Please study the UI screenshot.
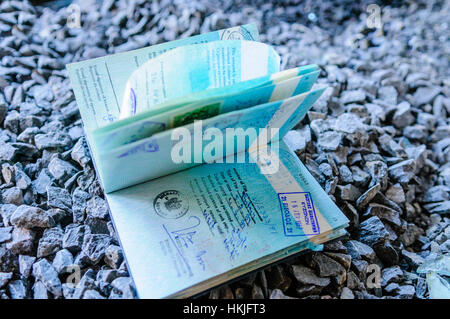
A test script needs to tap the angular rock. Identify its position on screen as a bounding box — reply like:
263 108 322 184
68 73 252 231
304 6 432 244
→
104 245 124 269
6 227 35 255
290 264 330 287
392 101 414 129
83 289 105 299
388 159 416 184
32 259 62 297
308 252 346 277
10 205 55 229
413 86 440 106
37 227 63 258
345 240 376 262
82 234 113 264
32 169 53 195
402 249 425 268
0 226 13 243
47 186 72 211
33 281 49 299
358 216 390 247
340 287 355 299
34 132 71 150
71 137 91 168
340 89 366 104
48 158 78 183
7 280 27 299
62 224 86 253
356 183 381 208
19 255 35 278
52 249 74 275
0 272 12 289
381 266 403 287
366 204 402 230
1 187 23 205
317 131 343 151
110 277 136 299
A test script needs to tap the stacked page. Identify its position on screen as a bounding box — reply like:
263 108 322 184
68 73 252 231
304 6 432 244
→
66 24 349 298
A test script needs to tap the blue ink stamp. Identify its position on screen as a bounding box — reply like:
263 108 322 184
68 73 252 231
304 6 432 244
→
126 121 166 144
277 192 320 236
130 88 137 115
154 190 189 219
117 139 159 158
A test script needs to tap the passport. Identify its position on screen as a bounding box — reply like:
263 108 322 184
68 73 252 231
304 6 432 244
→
66 24 349 299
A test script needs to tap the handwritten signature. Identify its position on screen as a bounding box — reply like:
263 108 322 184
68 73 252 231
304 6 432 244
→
227 191 263 229
202 209 217 230
223 228 247 261
195 250 207 271
170 216 201 248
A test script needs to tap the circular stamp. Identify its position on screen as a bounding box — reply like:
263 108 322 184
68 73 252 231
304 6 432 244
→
220 26 254 40
153 190 189 219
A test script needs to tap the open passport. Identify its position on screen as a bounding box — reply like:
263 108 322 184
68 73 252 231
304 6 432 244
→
66 24 349 299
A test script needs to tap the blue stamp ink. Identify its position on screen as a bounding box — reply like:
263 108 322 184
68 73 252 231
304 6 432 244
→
277 192 320 236
117 139 159 158
126 120 166 144
130 88 137 115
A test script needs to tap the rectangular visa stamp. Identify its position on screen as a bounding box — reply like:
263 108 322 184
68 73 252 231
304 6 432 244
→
277 191 320 236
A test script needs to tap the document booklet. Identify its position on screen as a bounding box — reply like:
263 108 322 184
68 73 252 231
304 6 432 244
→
66 24 349 299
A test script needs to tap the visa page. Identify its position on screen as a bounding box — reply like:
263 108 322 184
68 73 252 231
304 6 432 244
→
105 140 349 298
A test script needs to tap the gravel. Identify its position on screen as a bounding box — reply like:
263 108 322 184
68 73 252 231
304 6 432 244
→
0 0 449 299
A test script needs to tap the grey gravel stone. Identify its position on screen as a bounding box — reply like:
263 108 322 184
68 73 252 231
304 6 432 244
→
345 240 376 262
413 86 440 106
318 131 343 151
111 277 136 299
392 102 415 129
34 132 71 150
340 89 366 104
48 158 78 183
290 264 330 287
358 216 390 247
19 255 35 278
71 137 91 168
1 187 23 205
82 234 113 264
0 272 12 289
52 249 73 275
8 279 27 299
356 183 381 208
402 249 425 268
62 224 85 252
32 258 62 298
32 169 53 195
33 281 49 299
0 226 12 243
37 227 63 258
10 205 55 229
104 245 124 269
381 266 404 287
307 252 346 278
47 186 72 211
340 287 354 299
6 227 35 255
388 159 416 184
83 289 105 299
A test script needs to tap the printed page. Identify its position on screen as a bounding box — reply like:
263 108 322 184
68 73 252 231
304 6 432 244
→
93 70 320 151
119 40 281 118
89 64 319 138
66 24 259 131
93 89 325 192
105 140 349 298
